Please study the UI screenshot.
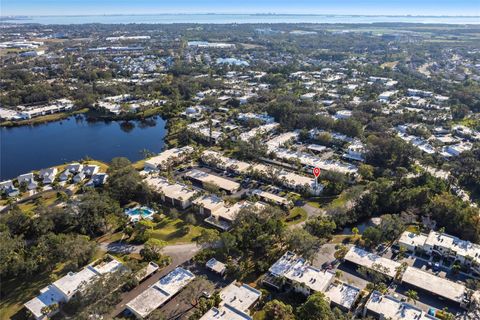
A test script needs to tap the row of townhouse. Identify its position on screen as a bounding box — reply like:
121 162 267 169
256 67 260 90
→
0 163 106 197
344 246 479 312
143 174 267 230
398 230 480 276
143 146 195 172
200 150 323 195
263 251 362 312
0 99 74 121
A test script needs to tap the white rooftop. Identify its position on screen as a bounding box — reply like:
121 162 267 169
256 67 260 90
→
344 246 400 278
199 304 252 320
398 231 428 249
284 261 335 293
324 282 361 310
219 282 262 312
401 266 466 303
425 231 480 265
126 268 195 318
365 291 437 320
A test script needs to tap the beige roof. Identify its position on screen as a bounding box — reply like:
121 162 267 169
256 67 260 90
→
144 146 193 169
193 195 225 212
401 266 466 303
186 169 240 193
145 177 197 201
251 189 291 206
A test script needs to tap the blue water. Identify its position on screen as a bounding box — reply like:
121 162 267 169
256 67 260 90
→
127 208 153 217
1 14 479 25
0 116 167 180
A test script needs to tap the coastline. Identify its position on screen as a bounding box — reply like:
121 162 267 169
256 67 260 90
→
0 106 165 128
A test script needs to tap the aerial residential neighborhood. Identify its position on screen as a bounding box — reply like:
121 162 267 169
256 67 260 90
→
1 1 480 320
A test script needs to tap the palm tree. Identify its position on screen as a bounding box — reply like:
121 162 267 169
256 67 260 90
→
405 289 418 305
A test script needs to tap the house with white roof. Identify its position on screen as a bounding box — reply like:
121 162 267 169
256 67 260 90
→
126 267 195 319
398 230 480 275
264 251 359 310
199 281 261 320
144 146 194 171
200 304 252 320
193 194 226 216
24 256 123 320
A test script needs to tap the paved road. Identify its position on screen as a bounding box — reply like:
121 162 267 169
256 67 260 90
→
103 242 200 318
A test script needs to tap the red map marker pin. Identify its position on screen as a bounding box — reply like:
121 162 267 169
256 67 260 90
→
313 167 321 178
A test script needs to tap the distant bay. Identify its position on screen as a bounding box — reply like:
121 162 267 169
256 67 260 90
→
1 14 479 25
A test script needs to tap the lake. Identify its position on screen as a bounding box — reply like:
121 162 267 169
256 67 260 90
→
0 116 167 180
2 14 479 25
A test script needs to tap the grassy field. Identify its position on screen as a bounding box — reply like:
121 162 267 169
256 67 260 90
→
283 207 308 225
147 216 210 244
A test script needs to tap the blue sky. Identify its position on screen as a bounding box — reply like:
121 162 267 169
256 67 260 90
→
2 0 480 16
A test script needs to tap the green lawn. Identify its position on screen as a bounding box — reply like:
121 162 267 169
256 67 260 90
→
283 207 308 225
147 216 210 244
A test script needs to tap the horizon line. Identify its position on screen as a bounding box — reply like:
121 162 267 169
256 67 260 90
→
2 13 480 18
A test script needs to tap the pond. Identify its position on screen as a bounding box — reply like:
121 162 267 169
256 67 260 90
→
0 115 167 180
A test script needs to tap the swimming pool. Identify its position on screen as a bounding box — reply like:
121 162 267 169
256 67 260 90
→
125 206 155 222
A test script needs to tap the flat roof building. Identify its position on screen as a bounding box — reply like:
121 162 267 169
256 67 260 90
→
25 256 123 320
250 189 292 207
364 291 437 320
324 282 361 311
219 281 262 313
185 169 240 194
206 258 227 275
401 266 467 306
398 230 480 275
126 268 195 319
144 176 198 209
200 304 252 320
204 201 266 231
144 146 194 171
344 246 400 278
